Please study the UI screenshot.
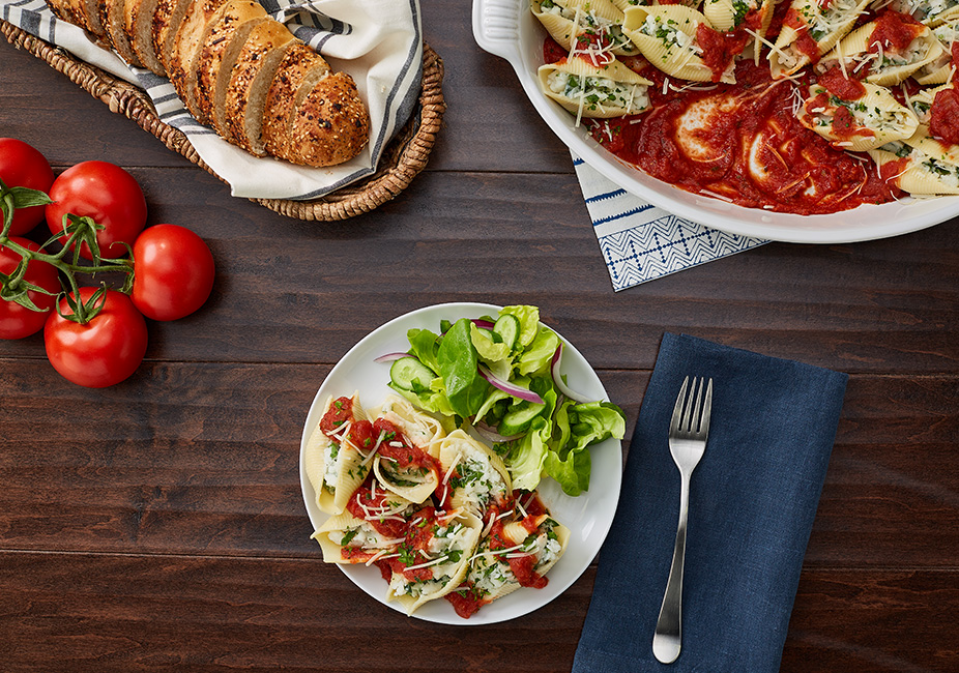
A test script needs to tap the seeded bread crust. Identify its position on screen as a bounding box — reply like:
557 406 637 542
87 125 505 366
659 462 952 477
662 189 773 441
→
167 0 228 119
127 0 164 74
261 43 331 159
106 0 143 66
223 20 297 151
151 0 192 71
192 0 268 126
285 72 370 167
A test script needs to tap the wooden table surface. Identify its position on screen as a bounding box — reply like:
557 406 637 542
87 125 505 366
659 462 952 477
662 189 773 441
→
2 1 958 671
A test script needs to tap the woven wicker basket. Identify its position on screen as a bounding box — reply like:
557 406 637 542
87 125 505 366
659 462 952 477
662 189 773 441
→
0 19 445 221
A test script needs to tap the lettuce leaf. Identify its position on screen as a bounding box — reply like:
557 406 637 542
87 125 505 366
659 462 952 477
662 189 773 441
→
436 318 490 418
500 416 550 491
500 305 540 348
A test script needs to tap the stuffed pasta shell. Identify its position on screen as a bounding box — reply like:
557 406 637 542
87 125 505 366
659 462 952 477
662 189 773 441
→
903 82 953 122
798 80 919 150
703 0 775 38
914 19 959 83
532 0 640 60
380 509 483 615
770 0 871 78
624 5 738 83
304 392 376 515
436 429 512 517
538 57 653 119
312 491 415 565
370 394 446 451
371 409 444 504
819 9 942 85
882 0 959 26
869 129 959 194
444 493 570 619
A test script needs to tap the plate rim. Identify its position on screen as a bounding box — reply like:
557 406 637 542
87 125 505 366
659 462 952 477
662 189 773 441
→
298 302 624 625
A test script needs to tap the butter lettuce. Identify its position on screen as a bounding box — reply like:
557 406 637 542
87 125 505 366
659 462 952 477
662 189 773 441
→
385 304 626 496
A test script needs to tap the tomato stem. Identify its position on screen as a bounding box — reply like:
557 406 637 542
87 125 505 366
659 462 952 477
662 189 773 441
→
0 184 134 324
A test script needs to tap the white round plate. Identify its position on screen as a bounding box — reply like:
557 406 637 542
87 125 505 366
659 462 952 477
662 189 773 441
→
300 302 623 625
471 0 959 244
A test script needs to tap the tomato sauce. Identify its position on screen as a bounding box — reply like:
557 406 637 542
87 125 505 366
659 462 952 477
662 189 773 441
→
320 396 353 433
346 481 408 539
819 66 866 99
373 418 442 481
585 60 901 214
696 24 751 82
868 9 923 55
930 88 959 146
445 584 486 619
783 9 821 63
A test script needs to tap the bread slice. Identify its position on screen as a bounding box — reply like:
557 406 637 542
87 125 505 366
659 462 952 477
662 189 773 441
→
261 43 331 160
285 72 370 167
105 0 143 67
126 0 164 75
47 0 95 34
192 0 268 126
222 20 297 150
167 0 229 119
150 0 192 73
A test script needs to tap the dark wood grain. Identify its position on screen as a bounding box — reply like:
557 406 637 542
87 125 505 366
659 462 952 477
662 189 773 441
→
1 0 958 670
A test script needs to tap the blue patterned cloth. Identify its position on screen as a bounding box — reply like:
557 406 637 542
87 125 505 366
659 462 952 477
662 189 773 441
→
573 155 768 291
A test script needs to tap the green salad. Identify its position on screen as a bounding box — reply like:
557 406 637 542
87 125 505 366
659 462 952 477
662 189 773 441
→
379 305 625 496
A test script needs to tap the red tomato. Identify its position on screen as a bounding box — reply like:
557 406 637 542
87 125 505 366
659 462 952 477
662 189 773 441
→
0 237 61 339
131 224 215 321
0 138 55 236
44 286 148 388
45 161 147 260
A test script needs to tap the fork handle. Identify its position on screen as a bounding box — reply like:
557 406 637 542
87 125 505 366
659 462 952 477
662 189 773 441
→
652 473 690 664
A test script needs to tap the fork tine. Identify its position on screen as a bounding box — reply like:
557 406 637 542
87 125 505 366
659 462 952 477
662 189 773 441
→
680 376 699 433
699 378 714 438
670 376 689 435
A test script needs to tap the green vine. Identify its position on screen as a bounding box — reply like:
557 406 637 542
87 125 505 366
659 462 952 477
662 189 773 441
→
0 178 134 325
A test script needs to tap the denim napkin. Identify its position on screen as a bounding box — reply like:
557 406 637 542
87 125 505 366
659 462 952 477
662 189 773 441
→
573 333 848 673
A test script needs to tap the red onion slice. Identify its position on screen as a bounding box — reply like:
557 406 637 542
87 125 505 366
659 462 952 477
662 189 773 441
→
472 319 496 329
478 364 545 405
374 352 412 363
474 421 523 444
550 344 591 403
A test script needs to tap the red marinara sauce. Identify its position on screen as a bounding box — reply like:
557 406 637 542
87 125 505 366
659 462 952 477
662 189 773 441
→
372 418 442 481
585 60 901 214
320 396 353 433
930 88 959 146
487 492 551 590
818 65 867 100
373 505 443 584
783 7 821 63
868 9 924 55
320 396 375 451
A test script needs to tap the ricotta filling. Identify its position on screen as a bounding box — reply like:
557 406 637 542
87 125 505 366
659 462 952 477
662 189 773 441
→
547 71 650 114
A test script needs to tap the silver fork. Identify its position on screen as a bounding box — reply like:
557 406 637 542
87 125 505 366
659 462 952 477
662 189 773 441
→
652 376 714 664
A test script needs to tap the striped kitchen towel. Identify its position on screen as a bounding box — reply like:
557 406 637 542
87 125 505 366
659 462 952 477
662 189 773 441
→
1 0 422 201
573 154 768 292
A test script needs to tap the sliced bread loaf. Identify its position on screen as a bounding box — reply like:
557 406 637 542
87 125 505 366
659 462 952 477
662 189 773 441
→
222 20 298 151
167 0 229 119
261 43 331 160
192 0 268 126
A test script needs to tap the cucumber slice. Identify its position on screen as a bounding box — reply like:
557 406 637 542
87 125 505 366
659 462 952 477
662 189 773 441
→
497 400 546 436
492 314 521 351
390 357 435 391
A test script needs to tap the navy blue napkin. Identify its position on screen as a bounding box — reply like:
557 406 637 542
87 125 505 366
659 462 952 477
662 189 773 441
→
573 333 848 673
